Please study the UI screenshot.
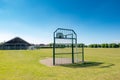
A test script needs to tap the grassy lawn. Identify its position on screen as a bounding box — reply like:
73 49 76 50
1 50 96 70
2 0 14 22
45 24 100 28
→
0 48 120 80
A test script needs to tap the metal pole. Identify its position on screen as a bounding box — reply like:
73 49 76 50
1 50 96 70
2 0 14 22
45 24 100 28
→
75 39 78 63
53 35 55 65
72 34 74 64
82 44 84 63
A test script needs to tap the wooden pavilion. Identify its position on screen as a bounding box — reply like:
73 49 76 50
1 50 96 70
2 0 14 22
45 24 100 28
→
0 37 31 50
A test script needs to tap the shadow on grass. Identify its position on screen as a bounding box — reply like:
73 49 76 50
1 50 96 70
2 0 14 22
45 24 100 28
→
100 64 115 68
60 62 103 68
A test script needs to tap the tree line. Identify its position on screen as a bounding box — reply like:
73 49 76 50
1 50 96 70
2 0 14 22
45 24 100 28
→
49 43 120 48
1 42 119 48
78 43 120 48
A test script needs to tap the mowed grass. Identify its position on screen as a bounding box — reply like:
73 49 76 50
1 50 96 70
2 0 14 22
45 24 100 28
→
0 48 120 80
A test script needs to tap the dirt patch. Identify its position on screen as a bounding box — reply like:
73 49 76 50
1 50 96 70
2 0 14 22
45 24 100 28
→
40 58 80 67
40 58 54 66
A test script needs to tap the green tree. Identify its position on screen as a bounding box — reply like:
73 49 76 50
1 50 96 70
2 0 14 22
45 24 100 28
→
84 45 88 48
94 44 98 48
49 43 53 47
97 44 101 48
110 43 119 48
0 42 4 45
118 43 120 48
101 44 106 48
105 43 109 48
89 44 94 48
77 43 84 48
108 44 112 48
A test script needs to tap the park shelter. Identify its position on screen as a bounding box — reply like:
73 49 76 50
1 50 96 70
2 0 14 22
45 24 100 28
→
0 37 31 50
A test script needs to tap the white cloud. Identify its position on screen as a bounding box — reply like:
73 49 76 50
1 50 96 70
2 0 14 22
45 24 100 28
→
111 40 120 43
0 32 46 44
0 33 51 44
0 21 52 44
0 32 15 42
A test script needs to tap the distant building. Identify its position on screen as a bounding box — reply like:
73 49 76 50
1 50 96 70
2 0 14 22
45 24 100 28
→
0 37 31 50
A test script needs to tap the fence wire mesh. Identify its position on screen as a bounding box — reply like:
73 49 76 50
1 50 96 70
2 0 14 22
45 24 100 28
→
53 28 82 65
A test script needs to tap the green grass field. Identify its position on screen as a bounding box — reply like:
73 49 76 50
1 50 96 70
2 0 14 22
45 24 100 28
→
0 48 120 80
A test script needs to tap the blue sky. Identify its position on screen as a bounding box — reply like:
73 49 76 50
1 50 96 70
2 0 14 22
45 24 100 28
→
0 0 120 44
